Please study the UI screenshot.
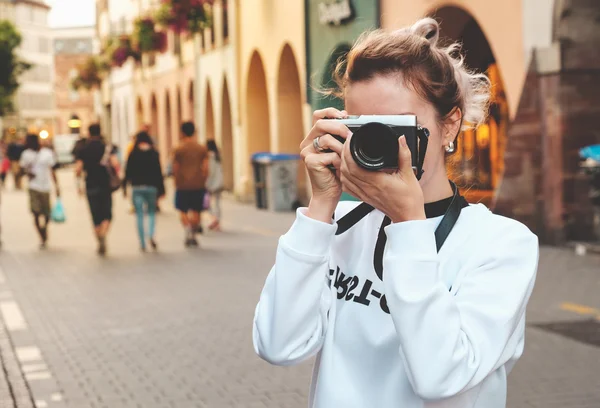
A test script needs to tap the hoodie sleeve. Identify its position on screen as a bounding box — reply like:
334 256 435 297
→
382 217 539 400
253 208 337 366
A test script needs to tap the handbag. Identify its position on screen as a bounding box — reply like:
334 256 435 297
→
100 144 122 193
51 198 66 223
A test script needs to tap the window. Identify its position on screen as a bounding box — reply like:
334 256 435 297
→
39 37 49 53
17 93 54 111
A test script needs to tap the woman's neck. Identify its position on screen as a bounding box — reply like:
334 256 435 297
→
421 172 454 204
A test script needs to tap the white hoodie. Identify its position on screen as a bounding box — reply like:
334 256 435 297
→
253 201 539 408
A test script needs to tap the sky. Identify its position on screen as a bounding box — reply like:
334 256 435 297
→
47 0 96 28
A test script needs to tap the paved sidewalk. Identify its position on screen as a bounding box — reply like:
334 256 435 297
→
0 169 598 407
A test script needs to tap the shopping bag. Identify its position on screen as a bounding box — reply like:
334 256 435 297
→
51 198 66 223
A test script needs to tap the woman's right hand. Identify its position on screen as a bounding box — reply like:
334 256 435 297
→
300 108 352 223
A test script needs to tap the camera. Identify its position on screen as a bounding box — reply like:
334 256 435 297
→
329 115 430 179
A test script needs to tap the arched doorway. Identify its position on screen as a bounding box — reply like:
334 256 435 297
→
176 86 183 141
121 98 129 149
277 44 306 201
318 43 352 111
221 77 234 190
150 94 158 143
205 81 215 142
165 90 173 155
430 6 509 204
188 80 195 122
319 43 354 201
245 51 271 156
136 97 144 130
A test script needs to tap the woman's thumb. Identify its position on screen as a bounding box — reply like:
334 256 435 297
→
398 136 414 176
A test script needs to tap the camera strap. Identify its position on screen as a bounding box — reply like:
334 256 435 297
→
335 181 468 281
415 126 430 180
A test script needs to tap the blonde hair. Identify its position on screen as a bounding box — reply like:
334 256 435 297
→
331 18 491 129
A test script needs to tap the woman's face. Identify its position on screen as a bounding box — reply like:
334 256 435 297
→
344 74 452 189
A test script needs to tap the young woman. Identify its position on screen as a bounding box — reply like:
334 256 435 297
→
253 18 539 408
123 131 165 252
19 134 60 249
206 140 224 231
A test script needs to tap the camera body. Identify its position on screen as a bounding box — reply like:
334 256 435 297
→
329 115 429 178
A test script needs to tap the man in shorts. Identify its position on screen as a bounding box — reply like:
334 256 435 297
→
75 124 119 256
172 122 209 247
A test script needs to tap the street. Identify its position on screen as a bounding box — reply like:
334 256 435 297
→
0 169 599 408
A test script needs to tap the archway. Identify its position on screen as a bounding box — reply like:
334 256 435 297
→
245 51 271 156
205 81 215 142
176 86 183 141
221 77 234 190
276 44 303 153
121 98 129 149
165 90 173 155
150 94 158 143
430 6 510 204
136 97 144 130
188 80 195 122
318 43 352 111
277 44 306 201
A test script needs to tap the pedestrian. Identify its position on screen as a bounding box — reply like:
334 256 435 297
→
206 140 224 231
19 133 60 249
172 121 209 247
252 18 539 408
7 136 25 190
0 140 9 186
123 131 165 252
75 124 118 256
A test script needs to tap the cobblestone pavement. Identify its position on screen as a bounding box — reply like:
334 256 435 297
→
0 170 598 408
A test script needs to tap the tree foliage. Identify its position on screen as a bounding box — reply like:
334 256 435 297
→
0 20 32 116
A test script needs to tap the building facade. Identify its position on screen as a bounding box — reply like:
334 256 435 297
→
236 0 309 200
0 0 55 137
195 0 238 192
53 26 97 136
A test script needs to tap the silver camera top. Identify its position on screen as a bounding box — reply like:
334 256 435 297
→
334 115 417 127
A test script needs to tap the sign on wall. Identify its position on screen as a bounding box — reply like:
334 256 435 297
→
318 0 355 26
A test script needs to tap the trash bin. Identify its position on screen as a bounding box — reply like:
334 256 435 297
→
251 152 301 211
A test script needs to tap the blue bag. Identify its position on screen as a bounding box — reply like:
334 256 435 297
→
51 198 66 223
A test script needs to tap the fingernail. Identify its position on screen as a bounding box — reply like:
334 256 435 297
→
400 136 407 148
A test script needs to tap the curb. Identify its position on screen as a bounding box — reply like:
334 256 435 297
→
0 318 35 408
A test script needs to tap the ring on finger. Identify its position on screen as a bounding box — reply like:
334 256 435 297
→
313 136 326 153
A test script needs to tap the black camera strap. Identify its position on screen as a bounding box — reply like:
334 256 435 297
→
335 181 468 281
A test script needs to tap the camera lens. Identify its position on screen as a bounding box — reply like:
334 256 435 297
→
350 122 398 170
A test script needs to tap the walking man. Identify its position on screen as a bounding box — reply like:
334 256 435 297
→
172 122 209 247
75 124 119 256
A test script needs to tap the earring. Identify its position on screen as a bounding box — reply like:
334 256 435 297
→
445 141 455 153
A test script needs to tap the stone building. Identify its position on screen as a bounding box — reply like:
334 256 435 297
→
53 26 97 136
0 0 55 137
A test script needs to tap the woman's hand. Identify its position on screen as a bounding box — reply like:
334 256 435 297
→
300 108 351 223
340 135 426 223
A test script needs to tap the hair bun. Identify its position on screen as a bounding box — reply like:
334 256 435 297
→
411 18 440 46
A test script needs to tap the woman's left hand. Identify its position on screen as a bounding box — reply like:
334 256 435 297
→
340 135 426 223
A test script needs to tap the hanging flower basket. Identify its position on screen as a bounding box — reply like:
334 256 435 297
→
155 0 214 35
132 17 168 54
110 35 141 67
71 56 110 91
